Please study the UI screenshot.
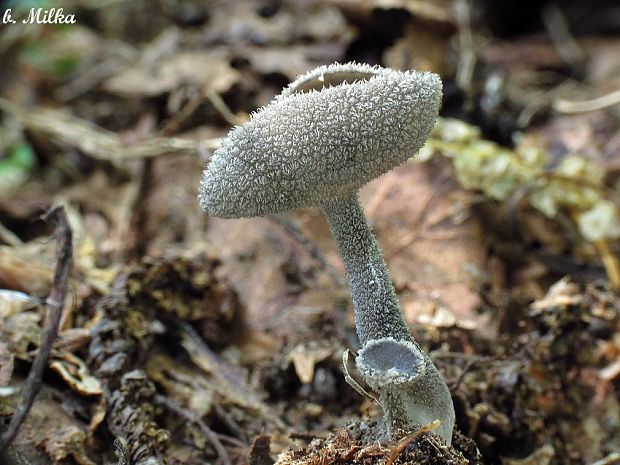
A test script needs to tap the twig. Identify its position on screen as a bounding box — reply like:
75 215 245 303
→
593 239 620 291
554 88 620 114
0 221 22 246
0 206 73 452
288 431 329 441
0 97 220 161
161 88 204 136
217 434 248 448
454 0 476 99
588 452 620 465
206 90 245 126
542 3 585 72
154 394 232 465
448 358 478 392
178 322 286 430
269 213 345 286
123 158 154 260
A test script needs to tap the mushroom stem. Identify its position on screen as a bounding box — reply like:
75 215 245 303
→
321 192 455 444
320 192 410 346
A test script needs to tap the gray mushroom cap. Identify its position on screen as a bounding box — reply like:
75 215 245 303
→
199 62 442 218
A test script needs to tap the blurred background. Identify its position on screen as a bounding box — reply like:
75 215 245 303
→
0 1 619 464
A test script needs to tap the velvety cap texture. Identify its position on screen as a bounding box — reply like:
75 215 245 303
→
199 62 442 218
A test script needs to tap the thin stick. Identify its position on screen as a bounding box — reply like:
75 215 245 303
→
554 88 620 113
154 394 232 465
269 213 345 286
0 221 22 246
0 97 220 161
206 90 245 126
0 206 73 452
123 158 154 260
542 3 585 71
454 0 476 97
593 239 620 291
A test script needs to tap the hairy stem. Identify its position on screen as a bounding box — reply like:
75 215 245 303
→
322 193 455 444
320 192 410 346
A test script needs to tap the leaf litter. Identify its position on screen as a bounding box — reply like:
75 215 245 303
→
0 1 619 464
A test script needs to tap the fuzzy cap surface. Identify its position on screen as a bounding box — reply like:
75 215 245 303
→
199 62 442 218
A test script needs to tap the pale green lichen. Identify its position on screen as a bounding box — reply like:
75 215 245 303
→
422 117 620 242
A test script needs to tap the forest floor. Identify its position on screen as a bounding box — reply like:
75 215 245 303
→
0 1 619 464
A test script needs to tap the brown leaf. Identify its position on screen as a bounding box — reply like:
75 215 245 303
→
361 163 486 325
288 344 333 384
103 49 239 98
383 23 451 74
9 397 95 465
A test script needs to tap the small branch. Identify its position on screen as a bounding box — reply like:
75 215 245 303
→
0 97 220 161
269 213 345 286
542 3 585 72
593 239 620 292
454 0 476 98
0 221 22 246
554 88 620 114
123 158 154 260
154 394 232 465
206 90 245 126
588 452 620 465
448 358 478 392
0 206 73 452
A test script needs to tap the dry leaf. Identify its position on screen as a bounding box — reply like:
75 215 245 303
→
288 344 333 384
103 50 239 97
361 163 486 324
50 352 103 397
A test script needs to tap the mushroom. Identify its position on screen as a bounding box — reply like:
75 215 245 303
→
199 62 455 444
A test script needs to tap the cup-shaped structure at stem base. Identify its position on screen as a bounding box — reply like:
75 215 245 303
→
356 338 456 445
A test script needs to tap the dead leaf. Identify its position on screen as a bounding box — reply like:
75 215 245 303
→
237 44 349 83
529 277 581 313
50 352 103 396
0 289 36 318
103 49 239 98
9 396 95 465
288 344 333 384
146 353 215 418
0 243 54 295
361 163 486 324
600 359 620 382
383 23 451 73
